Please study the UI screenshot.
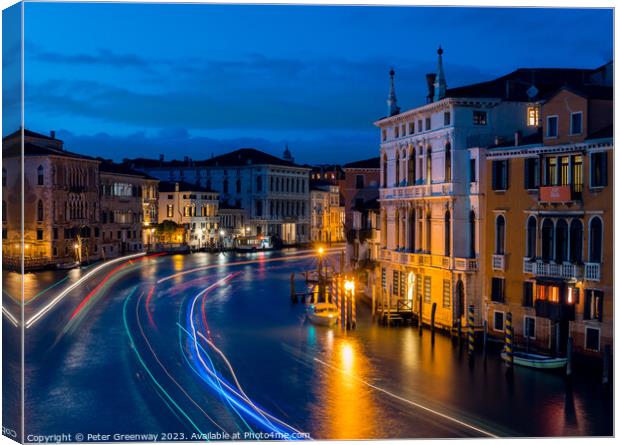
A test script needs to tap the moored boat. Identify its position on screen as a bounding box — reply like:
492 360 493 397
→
306 302 338 326
501 350 567 369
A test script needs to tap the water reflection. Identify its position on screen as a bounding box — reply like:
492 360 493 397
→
312 333 380 439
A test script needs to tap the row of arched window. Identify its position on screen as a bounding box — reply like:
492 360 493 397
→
495 215 603 263
382 143 452 188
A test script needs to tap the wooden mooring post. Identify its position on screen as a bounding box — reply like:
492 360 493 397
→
290 272 297 303
430 302 437 337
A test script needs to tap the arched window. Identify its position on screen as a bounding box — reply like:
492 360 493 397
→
394 209 400 249
541 219 554 261
444 143 452 182
395 152 400 186
426 147 432 185
526 216 537 258
408 207 415 251
2 168 6 187
425 210 431 253
382 154 387 187
37 200 44 221
37 165 44 185
469 211 476 258
444 211 451 256
569 219 583 263
589 216 603 263
555 219 568 263
407 146 416 186
236 178 242 194
495 215 505 255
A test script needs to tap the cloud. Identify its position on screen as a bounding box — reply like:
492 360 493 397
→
27 43 154 70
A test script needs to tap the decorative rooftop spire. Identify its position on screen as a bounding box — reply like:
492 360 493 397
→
283 143 293 163
434 46 447 101
387 68 400 117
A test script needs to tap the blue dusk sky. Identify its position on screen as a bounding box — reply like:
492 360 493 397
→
3 2 613 164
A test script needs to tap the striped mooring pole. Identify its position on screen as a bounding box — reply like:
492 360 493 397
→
505 312 514 368
351 289 357 330
336 276 342 326
467 305 475 355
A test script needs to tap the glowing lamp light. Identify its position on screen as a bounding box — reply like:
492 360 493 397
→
73 243 79 249
318 246 325 255
344 279 355 293
219 230 225 237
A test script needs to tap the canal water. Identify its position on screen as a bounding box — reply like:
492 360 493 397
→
4 250 613 439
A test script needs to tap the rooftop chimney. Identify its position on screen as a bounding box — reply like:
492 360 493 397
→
514 131 521 146
50 130 56 139
426 73 436 103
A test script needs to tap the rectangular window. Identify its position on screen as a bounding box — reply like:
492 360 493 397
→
524 157 540 189
473 110 487 126
2 228 6 240
590 151 608 188
36 229 43 240
491 160 509 190
546 116 558 138
355 175 365 189
442 279 451 308
570 112 582 135
425 117 431 131
584 289 603 321
443 112 451 126
167 204 173 218
400 272 406 298
392 270 399 296
394 126 399 138
416 273 423 300
409 122 415 134
382 129 387 142
401 124 406 136
572 155 583 194
523 281 534 307
53 228 58 240
381 268 386 290
527 106 539 126
524 316 536 339
491 277 505 302
585 327 600 351
424 276 431 303
418 120 423 132
493 311 505 332
469 158 476 183
559 156 570 186
544 157 557 186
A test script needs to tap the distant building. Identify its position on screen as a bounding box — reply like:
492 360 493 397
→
482 83 613 357
128 147 311 245
341 157 380 231
99 161 156 258
218 203 247 248
310 180 345 244
3 130 101 269
158 181 220 249
309 164 345 184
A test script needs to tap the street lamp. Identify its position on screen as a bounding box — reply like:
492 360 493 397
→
344 279 355 293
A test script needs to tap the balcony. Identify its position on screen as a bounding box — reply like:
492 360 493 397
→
534 300 575 321
378 249 477 271
523 257 582 280
492 254 505 271
380 182 454 201
584 262 601 281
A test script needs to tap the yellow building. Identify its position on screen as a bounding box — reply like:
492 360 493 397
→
310 181 345 244
483 85 612 357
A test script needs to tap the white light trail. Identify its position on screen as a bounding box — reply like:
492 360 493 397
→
26 252 146 329
2 306 19 327
158 248 343 284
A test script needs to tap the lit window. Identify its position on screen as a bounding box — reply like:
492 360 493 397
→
527 107 539 126
473 111 487 126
